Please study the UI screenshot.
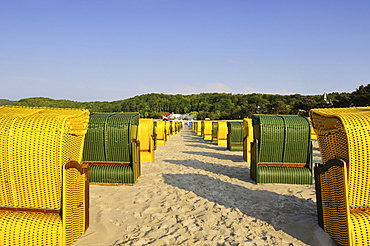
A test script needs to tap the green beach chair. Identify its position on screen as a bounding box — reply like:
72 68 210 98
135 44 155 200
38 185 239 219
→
82 112 140 185
227 121 244 151
250 115 313 184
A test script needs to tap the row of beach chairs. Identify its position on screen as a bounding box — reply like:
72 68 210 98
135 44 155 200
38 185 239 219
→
0 106 181 246
191 107 370 246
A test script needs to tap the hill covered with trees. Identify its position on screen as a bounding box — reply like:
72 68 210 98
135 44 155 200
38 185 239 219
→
1 84 369 120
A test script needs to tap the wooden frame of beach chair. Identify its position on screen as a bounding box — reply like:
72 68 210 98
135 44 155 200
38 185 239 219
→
82 112 140 185
311 107 370 246
250 115 313 184
243 118 253 163
227 121 244 151
0 106 90 246
139 118 155 162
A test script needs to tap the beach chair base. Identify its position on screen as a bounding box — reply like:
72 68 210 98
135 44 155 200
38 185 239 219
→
89 164 136 185
251 166 313 184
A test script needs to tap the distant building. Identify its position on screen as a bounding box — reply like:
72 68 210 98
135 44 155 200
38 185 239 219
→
163 113 193 120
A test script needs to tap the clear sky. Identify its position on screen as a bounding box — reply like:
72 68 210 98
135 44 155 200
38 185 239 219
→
2 0 370 102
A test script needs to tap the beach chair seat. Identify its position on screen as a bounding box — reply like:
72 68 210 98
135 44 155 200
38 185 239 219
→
82 112 140 185
227 121 244 151
0 106 89 246
311 107 370 246
251 115 312 184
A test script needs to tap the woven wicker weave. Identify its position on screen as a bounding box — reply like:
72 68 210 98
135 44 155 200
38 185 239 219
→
251 115 312 184
227 121 244 151
139 118 155 162
82 112 140 185
0 106 89 246
311 106 370 246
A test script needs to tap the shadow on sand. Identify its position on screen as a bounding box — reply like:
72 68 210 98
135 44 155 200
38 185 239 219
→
163 159 252 183
182 151 244 163
163 173 335 246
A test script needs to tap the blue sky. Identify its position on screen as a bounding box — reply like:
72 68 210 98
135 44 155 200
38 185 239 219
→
2 0 370 102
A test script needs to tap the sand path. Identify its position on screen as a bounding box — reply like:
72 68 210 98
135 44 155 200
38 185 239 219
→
73 126 336 246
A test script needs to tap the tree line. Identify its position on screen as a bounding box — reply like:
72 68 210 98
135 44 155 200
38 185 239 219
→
1 84 369 120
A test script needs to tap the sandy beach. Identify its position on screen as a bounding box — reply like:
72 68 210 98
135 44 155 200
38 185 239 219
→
73 126 337 246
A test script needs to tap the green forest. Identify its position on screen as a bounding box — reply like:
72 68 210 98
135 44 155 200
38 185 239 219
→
1 84 370 120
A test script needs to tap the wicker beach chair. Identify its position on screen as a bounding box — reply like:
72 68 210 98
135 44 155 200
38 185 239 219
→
217 121 228 146
0 106 90 246
311 107 370 246
154 120 166 146
82 112 140 185
165 121 171 139
250 115 312 184
196 121 202 136
227 121 244 151
212 121 218 143
139 118 155 162
203 121 213 140
243 118 253 163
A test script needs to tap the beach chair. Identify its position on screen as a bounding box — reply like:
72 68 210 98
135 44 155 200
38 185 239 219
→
217 121 228 146
203 121 213 140
200 121 205 137
139 118 155 162
243 118 253 163
0 106 90 246
155 120 166 146
250 115 313 184
212 121 218 143
311 107 370 246
196 121 202 136
152 121 157 151
165 121 171 139
227 121 244 151
82 112 140 185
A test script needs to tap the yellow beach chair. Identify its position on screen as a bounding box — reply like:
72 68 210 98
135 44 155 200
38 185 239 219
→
203 121 213 140
217 121 228 146
311 106 370 246
243 118 253 163
155 120 166 146
139 118 155 162
0 106 89 246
